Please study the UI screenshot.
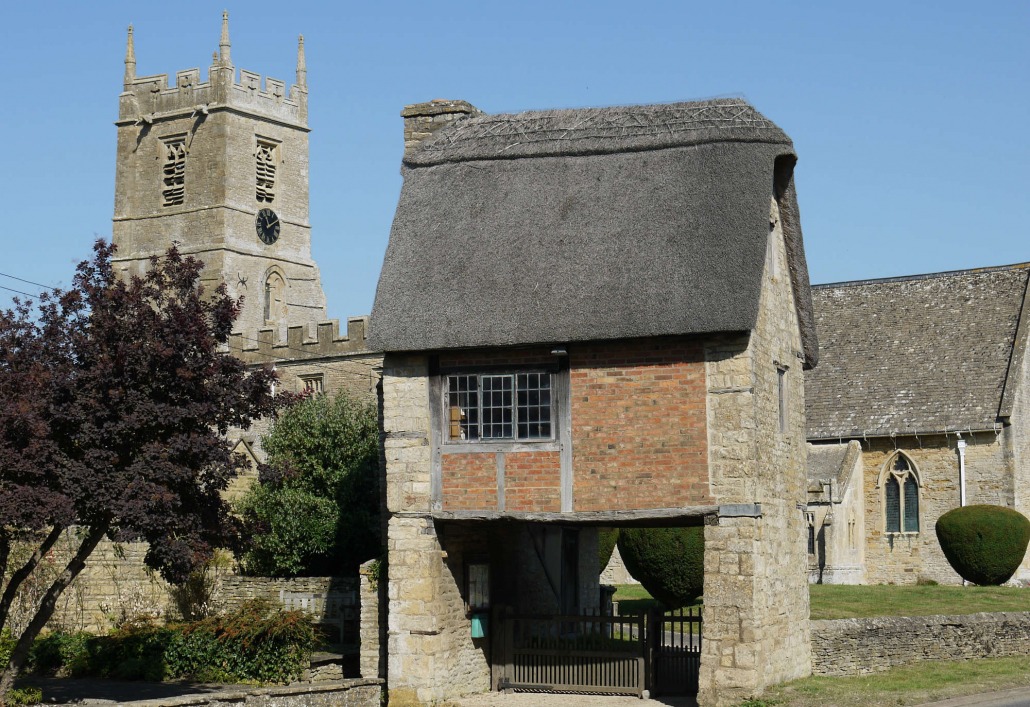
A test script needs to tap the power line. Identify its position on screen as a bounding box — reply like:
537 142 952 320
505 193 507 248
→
0 283 40 298
0 272 58 292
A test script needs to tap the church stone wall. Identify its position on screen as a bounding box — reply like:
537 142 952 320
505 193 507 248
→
859 432 1010 585
1005 319 1030 582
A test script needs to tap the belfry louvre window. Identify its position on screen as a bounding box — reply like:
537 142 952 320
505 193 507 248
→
161 136 187 206
884 453 920 533
256 140 277 203
446 373 552 441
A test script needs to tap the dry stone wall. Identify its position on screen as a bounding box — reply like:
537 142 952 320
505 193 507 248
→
811 613 1030 675
110 680 382 707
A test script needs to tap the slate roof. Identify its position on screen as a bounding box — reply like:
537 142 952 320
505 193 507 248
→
370 99 817 366
805 264 1030 440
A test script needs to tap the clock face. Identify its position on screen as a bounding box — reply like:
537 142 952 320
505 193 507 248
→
256 208 280 245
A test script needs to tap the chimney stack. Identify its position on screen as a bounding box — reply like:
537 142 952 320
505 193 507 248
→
401 99 482 156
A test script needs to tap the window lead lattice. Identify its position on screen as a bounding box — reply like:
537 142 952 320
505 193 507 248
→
884 453 920 534
446 372 552 442
256 141 277 203
162 138 187 206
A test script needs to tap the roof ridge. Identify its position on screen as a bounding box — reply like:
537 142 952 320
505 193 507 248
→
813 261 1030 289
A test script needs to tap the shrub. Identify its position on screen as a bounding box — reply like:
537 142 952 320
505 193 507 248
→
617 526 704 608
25 600 316 685
0 630 13 672
29 631 95 677
935 505 1030 585
6 686 42 706
238 393 381 577
598 528 619 574
165 599 316 684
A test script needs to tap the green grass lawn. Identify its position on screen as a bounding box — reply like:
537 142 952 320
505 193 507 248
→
756 655 1030 707
808 583 1030 620
612 583 1030 619
610 583 1030 706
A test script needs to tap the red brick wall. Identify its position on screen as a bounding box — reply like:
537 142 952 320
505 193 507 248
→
571 338 710 511
441 454 497 511
505 451 562 512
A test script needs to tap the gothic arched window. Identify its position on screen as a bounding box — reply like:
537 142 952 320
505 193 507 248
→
883 453 919 533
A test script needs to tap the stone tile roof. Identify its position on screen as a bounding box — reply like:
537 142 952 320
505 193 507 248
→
808 443 850 484
805 264 1030 439
807 441 862 498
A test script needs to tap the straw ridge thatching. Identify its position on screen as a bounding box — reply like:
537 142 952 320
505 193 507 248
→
406 99 789 166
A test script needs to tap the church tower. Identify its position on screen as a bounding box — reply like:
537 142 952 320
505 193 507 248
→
112 13 327 335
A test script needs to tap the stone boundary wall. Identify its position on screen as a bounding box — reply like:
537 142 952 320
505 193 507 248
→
811 612 1030 675
116 679 382 706
212 577 359 648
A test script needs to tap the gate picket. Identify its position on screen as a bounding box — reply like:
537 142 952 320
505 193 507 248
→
494 604 701 697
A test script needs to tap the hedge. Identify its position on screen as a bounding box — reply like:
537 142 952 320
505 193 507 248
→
935 504 1030 585
28 599 315 684
617 526 704 608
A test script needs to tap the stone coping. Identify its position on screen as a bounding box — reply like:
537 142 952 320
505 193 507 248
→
118 678 383 706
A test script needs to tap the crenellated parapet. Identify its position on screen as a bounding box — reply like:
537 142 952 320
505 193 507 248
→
117 13 308 129
228 316 377 366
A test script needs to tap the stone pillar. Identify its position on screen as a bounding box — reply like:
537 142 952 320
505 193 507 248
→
359 559 384 680
386 515 490 705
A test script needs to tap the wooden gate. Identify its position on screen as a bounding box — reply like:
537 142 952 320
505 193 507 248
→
494 608 647 696
650 606 702 695
493 605 701 697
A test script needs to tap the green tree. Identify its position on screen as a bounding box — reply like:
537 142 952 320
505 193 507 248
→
0 241 276 700
617 526 704 608
935 505 1030 585
598 528 619 575
237 392 381 576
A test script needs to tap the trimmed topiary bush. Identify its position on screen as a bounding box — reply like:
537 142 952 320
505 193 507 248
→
598 528 619 574
617 526 704 608
935 505 1030 585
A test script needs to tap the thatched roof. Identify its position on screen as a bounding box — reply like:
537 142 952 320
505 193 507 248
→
371 98 817 365
805 264 1030 440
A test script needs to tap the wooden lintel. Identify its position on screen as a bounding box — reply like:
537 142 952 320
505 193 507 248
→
430 506 719 527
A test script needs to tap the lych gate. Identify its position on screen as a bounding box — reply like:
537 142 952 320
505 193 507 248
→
374 97 817 706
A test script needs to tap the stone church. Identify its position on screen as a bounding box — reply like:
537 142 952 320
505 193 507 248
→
805 264 1030 585
47 14 381 632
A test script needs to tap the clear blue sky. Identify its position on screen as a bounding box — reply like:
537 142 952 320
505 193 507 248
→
1 1 1027 317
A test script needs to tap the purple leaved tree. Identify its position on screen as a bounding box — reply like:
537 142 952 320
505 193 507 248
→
0 240 277 698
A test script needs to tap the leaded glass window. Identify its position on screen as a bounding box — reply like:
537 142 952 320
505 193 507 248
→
446 372 553 442
883 453 920 533
885 476 901 533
